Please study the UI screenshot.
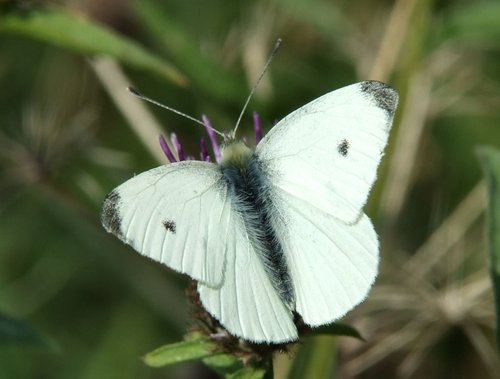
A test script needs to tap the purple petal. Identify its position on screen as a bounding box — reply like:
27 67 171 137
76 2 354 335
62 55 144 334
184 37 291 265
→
159 134 177 162
202 115 221 163
199 137 210 162
253 112 262 144
170 133 185 161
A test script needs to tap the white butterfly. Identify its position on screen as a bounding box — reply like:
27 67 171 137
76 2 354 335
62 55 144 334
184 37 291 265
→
101 80 398 343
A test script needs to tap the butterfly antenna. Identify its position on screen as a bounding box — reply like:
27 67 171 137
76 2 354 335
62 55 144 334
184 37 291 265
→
127 87 225 137
232 38 282 138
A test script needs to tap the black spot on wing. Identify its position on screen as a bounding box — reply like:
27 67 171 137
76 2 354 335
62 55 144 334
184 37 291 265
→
337 139 350 157
360 80 399 117
163 220 176 233
101 190 124 239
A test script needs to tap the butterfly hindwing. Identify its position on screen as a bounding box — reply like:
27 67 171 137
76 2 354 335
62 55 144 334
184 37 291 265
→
256 81 398 224
197 210 298 343
101 161 231 286
271 190 379 326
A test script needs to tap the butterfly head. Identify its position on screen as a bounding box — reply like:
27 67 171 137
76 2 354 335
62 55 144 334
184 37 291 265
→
219 139 253 168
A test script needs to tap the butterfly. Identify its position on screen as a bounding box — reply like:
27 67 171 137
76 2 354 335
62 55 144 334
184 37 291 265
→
101 80 398 343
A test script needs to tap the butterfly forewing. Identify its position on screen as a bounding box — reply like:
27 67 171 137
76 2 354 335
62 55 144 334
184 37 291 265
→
256 81 398 224
101 161 230 286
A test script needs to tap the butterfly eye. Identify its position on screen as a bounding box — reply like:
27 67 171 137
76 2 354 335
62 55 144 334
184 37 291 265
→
162 220 177 234
337 139 350 157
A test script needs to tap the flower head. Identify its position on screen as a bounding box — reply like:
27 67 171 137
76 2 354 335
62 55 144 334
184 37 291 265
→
158 114 263 163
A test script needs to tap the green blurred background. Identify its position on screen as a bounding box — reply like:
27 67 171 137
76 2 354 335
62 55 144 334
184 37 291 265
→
1 0 499 378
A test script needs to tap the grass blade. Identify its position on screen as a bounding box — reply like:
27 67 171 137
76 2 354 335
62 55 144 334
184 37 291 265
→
477 146 500 351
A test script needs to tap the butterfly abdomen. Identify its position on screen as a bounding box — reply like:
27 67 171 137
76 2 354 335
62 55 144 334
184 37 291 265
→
220 141 295 308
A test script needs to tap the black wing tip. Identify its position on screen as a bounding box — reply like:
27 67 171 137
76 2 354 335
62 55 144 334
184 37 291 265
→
101 190 124 239
360 80 399 117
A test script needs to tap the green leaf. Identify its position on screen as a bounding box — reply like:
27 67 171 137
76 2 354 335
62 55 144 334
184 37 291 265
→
203 353 272 379
0 7 188 86
202 353 243 375
477 146 500 351
143 335 221 367
144 335 273 378
0 312 55 350
309 322 364 340
226 365 268 379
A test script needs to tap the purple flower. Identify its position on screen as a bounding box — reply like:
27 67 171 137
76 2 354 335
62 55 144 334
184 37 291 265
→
159 114 263 163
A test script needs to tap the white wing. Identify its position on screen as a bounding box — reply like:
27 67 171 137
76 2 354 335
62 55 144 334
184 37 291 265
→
101 161 231 286
198 211 297 343
273 190 379 326
256 81 398 224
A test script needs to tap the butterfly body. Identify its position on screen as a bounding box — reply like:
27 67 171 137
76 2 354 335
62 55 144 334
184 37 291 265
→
220 141 295 308
102 81 398 343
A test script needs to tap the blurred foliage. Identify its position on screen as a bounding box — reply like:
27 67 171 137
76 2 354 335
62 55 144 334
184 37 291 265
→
1 0 499 378
0 311 56 349
477 147 500 351
0 6 187 85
